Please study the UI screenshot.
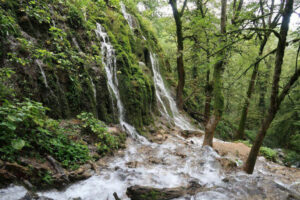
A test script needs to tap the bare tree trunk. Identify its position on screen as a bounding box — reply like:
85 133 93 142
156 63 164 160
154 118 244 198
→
235 39 267 140
202 0 227 147
170 0 188 110
244 0 295 174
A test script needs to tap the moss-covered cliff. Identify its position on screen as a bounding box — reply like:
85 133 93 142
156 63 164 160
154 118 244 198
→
0 0 167 129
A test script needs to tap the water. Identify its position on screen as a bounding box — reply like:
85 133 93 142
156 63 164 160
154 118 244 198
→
36 59 50 89
119 4 195 130
94 23 144 140
120 2 135 30
150 53 195 130
37 135 223 200
88 75 97 103
2 134 296 200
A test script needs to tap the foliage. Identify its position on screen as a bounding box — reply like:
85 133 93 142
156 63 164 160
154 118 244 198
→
0 68 15 101
215 120 234 140
259 147 277 162
0 9 17 38
23 0 51 24
0 100 90 169
283 150 300 167
77 112 124 154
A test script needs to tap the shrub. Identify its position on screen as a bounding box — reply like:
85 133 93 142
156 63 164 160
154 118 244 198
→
283 150 300 167
259 147 277 162
77 112 124 154
0 99 90 169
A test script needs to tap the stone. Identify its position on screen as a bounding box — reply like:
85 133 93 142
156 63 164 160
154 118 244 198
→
126 182 204 200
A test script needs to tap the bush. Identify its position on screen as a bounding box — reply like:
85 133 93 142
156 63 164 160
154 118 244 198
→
283 150 300 167
0 99 90 169
259 147 277 162
290 133 300 152
77 112 125 154
215 120 234 140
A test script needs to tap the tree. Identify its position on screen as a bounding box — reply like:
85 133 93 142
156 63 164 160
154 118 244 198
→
243 0 299 174
169 0 188 110
234 0 283 140
202 0 227 147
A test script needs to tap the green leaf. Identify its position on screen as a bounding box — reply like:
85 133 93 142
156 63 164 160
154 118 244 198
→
12 139 25 150
0 121 17 130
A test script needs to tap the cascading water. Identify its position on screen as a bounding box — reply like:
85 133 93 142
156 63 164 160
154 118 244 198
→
2 134 297 200
150 53 195 130
88 75 97 103
36 59 50 89
94 23 143 140
120 2 135 31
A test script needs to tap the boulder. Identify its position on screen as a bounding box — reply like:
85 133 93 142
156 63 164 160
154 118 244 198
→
180 130 204 138
126 181 204 200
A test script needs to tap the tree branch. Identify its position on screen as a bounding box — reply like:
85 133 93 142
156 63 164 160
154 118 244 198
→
277 68 300 105
180 0 188 16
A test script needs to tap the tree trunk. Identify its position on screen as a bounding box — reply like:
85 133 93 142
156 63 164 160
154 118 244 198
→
244 0 294 174
204 70 212 125
170 0 186 110
202 0 227 147
235 39 267 140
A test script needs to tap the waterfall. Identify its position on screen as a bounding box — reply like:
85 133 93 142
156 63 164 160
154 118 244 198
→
36 59 50 89
120 2 135 30
95 23 144 140
119 3 193 130
88 75 97 103
149 53 194 130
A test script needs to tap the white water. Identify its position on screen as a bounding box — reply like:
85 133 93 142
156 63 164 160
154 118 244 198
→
37 135 224 200
120 2 135 31
88 75 97 103
2 134 296 200
120 3 194 130
36 59 50 89
150 53 194 130
94 23 144 141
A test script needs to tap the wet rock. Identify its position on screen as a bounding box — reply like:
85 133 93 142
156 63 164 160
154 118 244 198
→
126 182 204 200
148 157 164 165
19 191 54 200
180 130 204 138
23 180 34 190
68 164 93 182
175 149 187 158
127 185 185 200
217 157 237 172
126 161 140 168
0 169 17 187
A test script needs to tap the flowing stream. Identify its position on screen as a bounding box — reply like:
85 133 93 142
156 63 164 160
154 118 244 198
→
1 135 297 200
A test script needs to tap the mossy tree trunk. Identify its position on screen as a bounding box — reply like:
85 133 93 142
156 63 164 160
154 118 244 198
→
244 0 297 174
202 0 227 147
169 0 188 110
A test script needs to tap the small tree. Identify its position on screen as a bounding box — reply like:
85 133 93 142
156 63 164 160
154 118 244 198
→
169 0 188 110
202 0 227 147
243 0 299 174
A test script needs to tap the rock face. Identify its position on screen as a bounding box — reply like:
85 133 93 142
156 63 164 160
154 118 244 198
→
0 0 164 128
